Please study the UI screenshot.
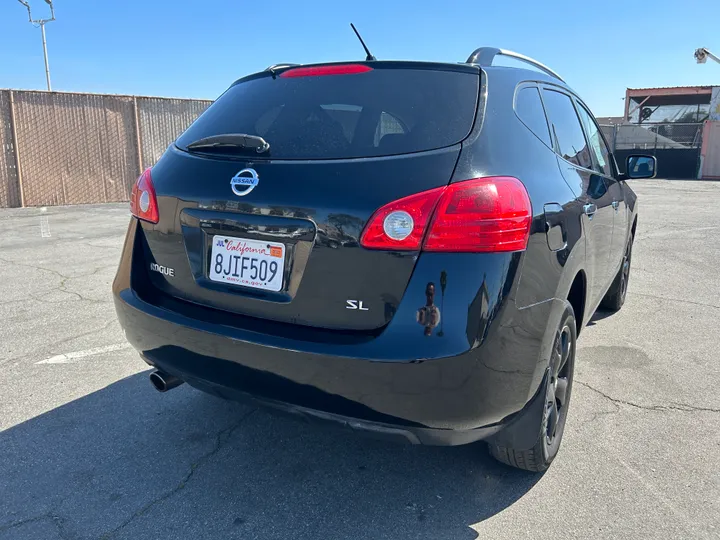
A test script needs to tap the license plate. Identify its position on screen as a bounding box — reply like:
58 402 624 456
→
209 235 285 292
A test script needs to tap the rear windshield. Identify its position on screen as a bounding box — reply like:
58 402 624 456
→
176 65 479 159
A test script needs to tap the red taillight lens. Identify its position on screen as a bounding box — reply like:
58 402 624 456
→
423 177 532 252
360 177 532 253
279 64 373 78
130 168 159 224
359 186 445 250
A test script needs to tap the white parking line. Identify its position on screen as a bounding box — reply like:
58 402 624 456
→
36 343 132 364
40 215 51 237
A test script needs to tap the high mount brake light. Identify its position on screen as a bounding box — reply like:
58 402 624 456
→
360 177 532 253
130 168 159 224
279 64 373 78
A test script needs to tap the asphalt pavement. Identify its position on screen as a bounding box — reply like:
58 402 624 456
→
0 180 718 540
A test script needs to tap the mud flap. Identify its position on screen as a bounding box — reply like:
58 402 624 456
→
485 369 549 451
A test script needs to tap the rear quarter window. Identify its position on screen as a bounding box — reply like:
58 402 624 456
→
176 65 479 160
514 86 552 147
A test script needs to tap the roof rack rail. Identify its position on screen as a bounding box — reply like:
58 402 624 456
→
265 63 300 72
465 48 564 82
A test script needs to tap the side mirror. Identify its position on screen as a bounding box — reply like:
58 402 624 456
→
626 155 657 179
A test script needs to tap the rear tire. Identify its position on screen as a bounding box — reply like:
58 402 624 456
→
601 235 633 312
488 305 577 472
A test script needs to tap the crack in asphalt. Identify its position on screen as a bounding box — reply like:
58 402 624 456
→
0 515 48 534
74 241 124 250
631 292 720 310
99 408 257 539
29 287 112 305
0 256 70 281
0 512 72 540
635 225 720 242
0 317 118 366
0 412 262 539
576 380 720 413
0 257 115 306
0 257 115 282
586 408 621 424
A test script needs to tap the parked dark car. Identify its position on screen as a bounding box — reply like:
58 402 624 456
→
113 48 655 471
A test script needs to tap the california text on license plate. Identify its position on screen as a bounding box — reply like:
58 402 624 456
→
209 235 285 292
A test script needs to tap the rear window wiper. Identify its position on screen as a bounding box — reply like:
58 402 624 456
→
184 133 270 154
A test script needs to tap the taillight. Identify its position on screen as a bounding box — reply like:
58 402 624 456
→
279 64 373 78
360 177 532 253
423 177 532 252
359 186 445 250
130 168 159 224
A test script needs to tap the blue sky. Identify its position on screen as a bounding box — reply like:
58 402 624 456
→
1 0 717 117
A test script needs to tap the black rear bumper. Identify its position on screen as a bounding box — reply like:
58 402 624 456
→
115 285 551 447
157 362 502 446
113 218 560 448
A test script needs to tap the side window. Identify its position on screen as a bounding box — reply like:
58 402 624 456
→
575 102 613 177
541 89 593 170
374 111 407 147
320 104 363 143
514 87 551 147
255 105 283 136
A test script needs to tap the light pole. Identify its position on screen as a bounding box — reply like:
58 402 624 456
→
694 48 720 66
17 0 56 91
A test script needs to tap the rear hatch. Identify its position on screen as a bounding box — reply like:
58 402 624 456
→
142 61 480 331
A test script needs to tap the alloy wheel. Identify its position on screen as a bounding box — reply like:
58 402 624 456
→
544 323 573 447
620 241 632 302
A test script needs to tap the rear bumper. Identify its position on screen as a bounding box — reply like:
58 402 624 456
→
160 364 501 446
114 285 553 446
113 219 561 447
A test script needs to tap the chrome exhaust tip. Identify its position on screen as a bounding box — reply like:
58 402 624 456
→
149 370 184 392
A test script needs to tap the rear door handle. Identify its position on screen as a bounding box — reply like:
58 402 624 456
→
583 203 597 219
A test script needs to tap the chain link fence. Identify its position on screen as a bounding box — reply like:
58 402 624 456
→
612 123 704 150
0 89 211 208
600 122 704 179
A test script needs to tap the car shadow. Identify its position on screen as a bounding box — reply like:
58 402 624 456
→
0 372 543 540
586 309 616 326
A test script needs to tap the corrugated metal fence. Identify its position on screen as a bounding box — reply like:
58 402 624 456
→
0 89 211 208
4 91 707 207
0 91 20 208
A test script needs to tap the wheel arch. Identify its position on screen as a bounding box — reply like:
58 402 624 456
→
567 270 587 335
531 255 587 379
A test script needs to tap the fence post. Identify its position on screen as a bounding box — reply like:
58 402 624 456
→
654 127 658 154
612 124 618 153
132 96 144 174
8 91 25 208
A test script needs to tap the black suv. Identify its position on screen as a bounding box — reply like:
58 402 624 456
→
114 47 655 471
